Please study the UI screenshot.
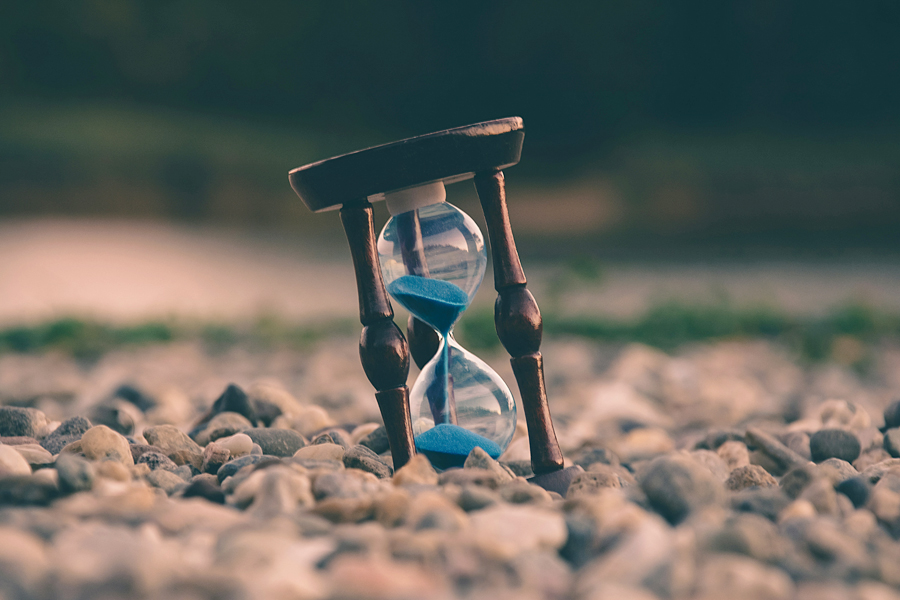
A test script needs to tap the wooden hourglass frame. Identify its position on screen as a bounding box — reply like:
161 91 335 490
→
288 118 581 492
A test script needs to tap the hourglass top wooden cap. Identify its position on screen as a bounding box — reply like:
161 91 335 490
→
288 117 524 212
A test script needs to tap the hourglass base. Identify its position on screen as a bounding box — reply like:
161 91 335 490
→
415 423 502 470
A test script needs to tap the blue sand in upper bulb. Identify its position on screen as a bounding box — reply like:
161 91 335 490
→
386 275 468 335
415 423 502 466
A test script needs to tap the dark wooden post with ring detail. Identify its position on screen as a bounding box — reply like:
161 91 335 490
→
339 201 415 469
474 171 582 492
288 117 581 491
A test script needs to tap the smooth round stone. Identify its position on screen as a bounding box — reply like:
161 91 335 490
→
294 443 345 462
780 465 817 499
884 400 900 430
40 416 92 455
884 428 900 458
810 429 861 463
0 407 48 439
572 446 620 469
836 476 870 508
639 455 723 525
243 428 307 457
12 444 53 465
79 425 134 465
55 453 94 493
0 444 32 476
216 433 254 458
415 424 501 470
358 425 390 455
498 480 552 504
343 445 392 479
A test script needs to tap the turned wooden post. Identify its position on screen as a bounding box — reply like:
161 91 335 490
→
474 170 565 475
340 201 416 469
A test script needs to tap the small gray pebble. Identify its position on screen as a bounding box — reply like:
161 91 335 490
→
343 445 392 479
810 429 861 463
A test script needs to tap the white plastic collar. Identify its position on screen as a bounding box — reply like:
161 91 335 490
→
383 181 446 216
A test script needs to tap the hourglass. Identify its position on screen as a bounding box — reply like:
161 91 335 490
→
288 118 582 492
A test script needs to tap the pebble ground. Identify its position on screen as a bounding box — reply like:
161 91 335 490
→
1 336 900 600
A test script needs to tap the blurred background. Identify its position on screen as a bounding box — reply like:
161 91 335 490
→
2 0 900 343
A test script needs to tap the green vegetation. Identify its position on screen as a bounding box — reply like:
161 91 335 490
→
1 304 897 367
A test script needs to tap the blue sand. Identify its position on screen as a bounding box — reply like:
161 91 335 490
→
415 423 502 470
386 275 468 334
387 275 469 426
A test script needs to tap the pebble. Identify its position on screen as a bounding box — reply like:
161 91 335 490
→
111 383 156 412
201 441 230 474
145 469 185 495
725 464 777 491
613 427 674 463
710 512 787 563
572 445 621 469
836 476 870 508
781 431 812 460
86 399 137 435
689 449 731 481
469 504 567 560
136 450 178 472
392 454 438 487
567 466 623 498
181 474 225 504
96 460 132 481
358 424 390 455
0 407 48 439
639 455 723 524
438 467 503 489
745 427 810 473
884 400 900 430
717 440 750 470
192 411 253 445
312 428 352 449
313 469 383 500
464 446 515 483
141 424 202 468
272 404 335 437
732 487 791 521
80 425 134 465
294 442 345 462
884 428 900 458
343 445 392 478
0 444 33 476
11 443 53 465
55 453 94 493
696 554 794 600
817 457 858 485
810 428 861 463
40 416 92 454
243 427 307 457
0 476 58 506
498 479 552 504
215 432 254 457
216 454 267 482
208 383 258 426
456 484 501 512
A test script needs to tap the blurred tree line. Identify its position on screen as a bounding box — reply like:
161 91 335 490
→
1 0 899 245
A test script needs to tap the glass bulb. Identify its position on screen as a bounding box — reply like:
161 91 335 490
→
377 198 517 469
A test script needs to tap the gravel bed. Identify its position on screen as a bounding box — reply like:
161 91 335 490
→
1 336 900 600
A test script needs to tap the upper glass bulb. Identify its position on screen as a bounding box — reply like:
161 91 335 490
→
377 185 487 333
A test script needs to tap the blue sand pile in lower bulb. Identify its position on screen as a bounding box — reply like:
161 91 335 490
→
415 423 502 470
386 275 468 334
